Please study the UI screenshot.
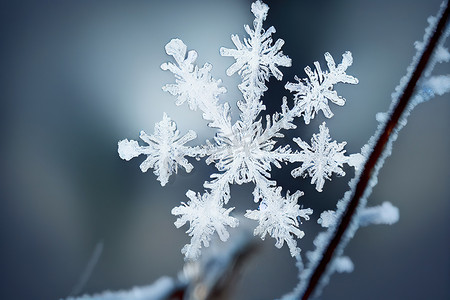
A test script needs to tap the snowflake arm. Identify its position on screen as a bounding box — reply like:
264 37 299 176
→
118 113 204 186
290 122 364 192
260 51 358 141
161 39 233 136
172 190 238 260
245 187 312 257
220 0 291 123
285 51 358 124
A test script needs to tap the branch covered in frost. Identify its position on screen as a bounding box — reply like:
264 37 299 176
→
297 2 450 299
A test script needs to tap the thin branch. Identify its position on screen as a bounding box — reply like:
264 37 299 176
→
300 2 450 299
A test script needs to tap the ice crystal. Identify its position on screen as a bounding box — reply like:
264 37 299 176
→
118 0 362 260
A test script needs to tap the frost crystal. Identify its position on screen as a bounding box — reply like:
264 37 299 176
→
317 210 337 228
118 0 362 260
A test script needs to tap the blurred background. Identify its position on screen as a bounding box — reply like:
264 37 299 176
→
1 0 449 299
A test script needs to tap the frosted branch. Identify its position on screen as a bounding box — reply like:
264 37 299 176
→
295 2 450 299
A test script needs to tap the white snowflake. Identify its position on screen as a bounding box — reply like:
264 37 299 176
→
118 0 362 260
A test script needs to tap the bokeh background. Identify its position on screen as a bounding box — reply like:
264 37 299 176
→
1 0 449 299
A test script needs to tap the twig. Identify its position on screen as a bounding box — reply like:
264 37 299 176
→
300 2 450 299
69 241 104 297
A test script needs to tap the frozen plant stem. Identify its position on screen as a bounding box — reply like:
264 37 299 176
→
300 2 450 300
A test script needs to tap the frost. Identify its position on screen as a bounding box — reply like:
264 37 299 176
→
285 52 358 125
358 201 399 227
333 256 354 273
423 74 450 96
290 122 364 192
118 0 360 260
317 210 336 228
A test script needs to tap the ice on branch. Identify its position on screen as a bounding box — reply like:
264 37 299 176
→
290 122 364 192
118 0 361 260
423 74 450 96
172 190 239 260
358 201 399 227
118 113 201 186
286 52 358 124
333 256 354 274
318 210 337 228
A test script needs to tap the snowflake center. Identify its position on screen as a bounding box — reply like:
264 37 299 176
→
233 134 260 160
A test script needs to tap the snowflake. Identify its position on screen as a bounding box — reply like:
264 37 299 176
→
118 0 363 260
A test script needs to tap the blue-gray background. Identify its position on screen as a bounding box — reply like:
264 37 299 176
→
1 0 449 299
